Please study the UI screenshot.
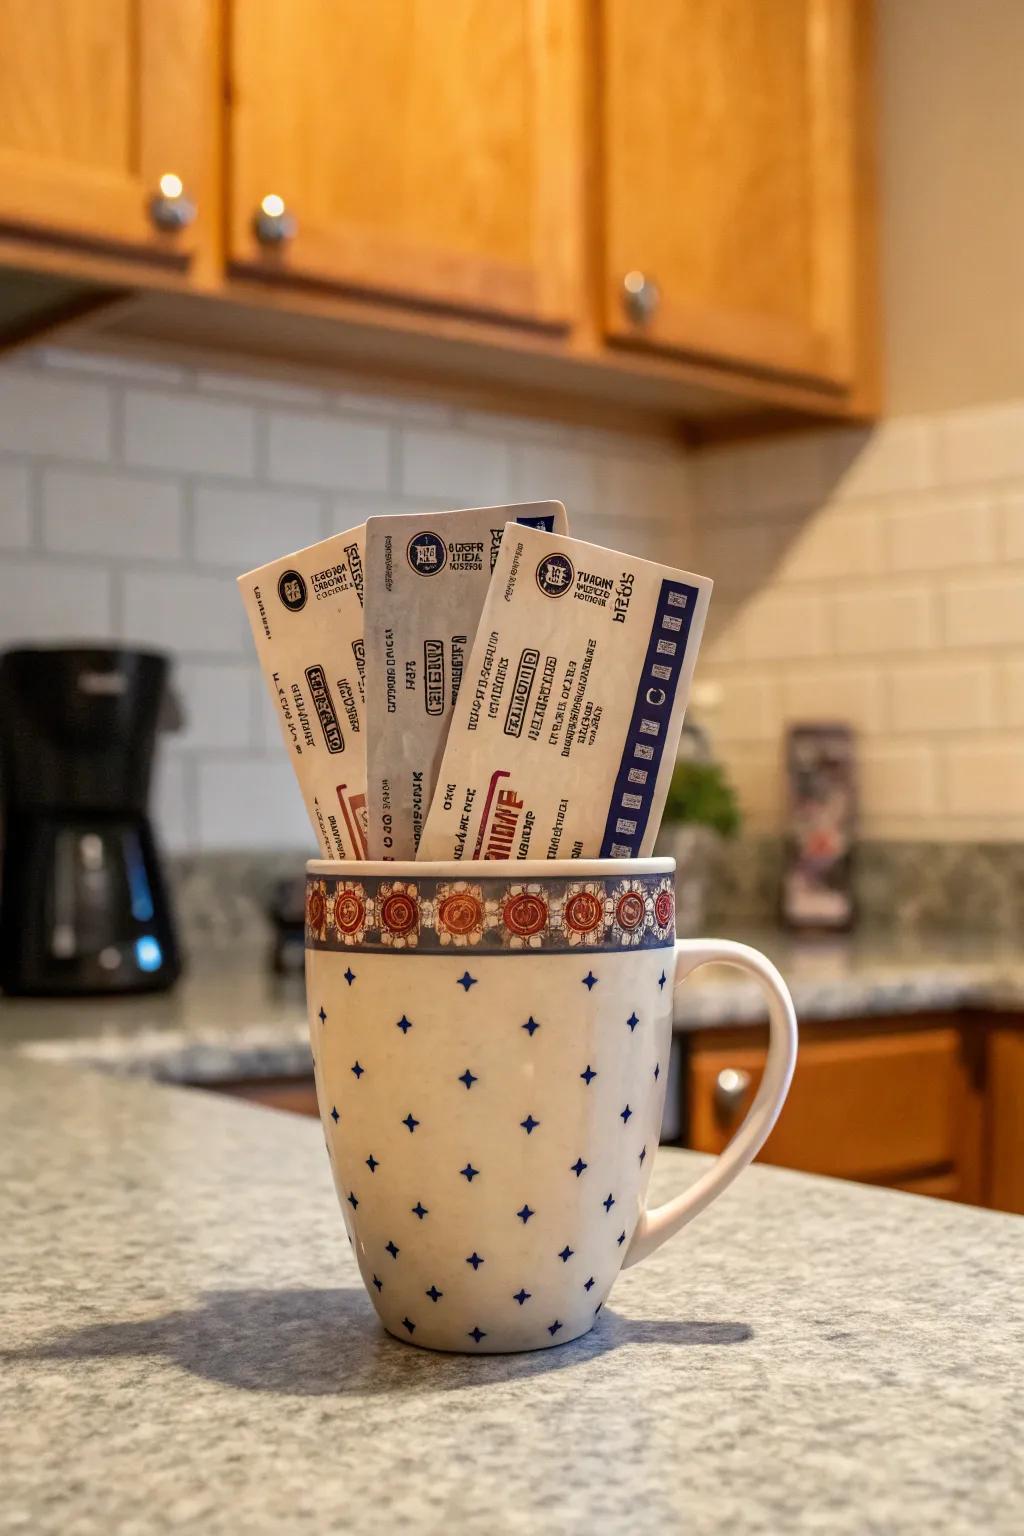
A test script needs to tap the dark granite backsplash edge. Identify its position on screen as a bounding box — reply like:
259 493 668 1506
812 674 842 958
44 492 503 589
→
168 840 1024 953
707 837 1024 933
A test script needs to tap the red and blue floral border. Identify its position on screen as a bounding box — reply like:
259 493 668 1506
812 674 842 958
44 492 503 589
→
305 873 676 954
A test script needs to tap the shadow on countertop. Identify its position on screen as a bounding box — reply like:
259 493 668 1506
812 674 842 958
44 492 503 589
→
7 1286 752 1397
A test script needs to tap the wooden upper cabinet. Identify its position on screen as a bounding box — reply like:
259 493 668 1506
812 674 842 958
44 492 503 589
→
601 0 862 387
228 0 581 329
0 0 213 263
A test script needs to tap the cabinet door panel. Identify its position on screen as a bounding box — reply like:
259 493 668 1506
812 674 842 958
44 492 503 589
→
205 1077 320 1117
0 0 212 259
602 0 858 385
988 1027 1024 1214
689 1025 972 1183
229 0 580 327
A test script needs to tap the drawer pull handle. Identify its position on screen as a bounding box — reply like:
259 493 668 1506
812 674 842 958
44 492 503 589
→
254 194 297 246
715 1067 752 1120
622 270 660 325
149 172 196 233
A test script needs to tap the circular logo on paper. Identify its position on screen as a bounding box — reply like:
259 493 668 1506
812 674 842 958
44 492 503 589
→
654 889 675 930
407 531 448 577
563 890 603 935
535 552 574 598
277 569 307 612
437 892 483 937
380 891 418 937
332 888 365 937
615 891 646 933
503 891 548 939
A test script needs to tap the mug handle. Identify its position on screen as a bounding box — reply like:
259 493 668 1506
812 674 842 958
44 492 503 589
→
623 938 798 1268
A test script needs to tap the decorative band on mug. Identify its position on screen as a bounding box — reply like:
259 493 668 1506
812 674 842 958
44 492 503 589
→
305 873 676 954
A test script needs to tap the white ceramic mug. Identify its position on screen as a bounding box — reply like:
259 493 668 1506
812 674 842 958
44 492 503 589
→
305 857 797 1354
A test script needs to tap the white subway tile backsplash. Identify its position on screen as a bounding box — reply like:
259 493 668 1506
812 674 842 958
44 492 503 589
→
510 441 598 514
124 390 256 477
152 752 194 853
999 496 1024 561
196 368 329 407
1003 659 1024 728
0 369 111 460
268 410 391 491
700 603 747 667
399 426 510 504
0 558 112 643
0 461 31 548
574 509 692 567
825 419 932 502
168 661 255 752
7 342 1024 848
692 447 746 519
193 483 322 569
38 346 189 387
886 497 995 572
197 758 316 850
713 673 781 743
944 739 1024 817
726 750 783 830
935 400 1024 485
773 508 882 584
336 388 453 423
122 569 245 656
780 668 886 734
833 586 934 655
736 433 831 516
889 660 996 734
691 395 1024 840
860 744 938 818
699 523 778 591
942 575 1024 647
42 468 184 561
596 451 689 524
739 590 830 661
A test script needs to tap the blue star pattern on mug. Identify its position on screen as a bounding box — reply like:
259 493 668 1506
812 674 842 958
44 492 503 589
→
307 866 677 1354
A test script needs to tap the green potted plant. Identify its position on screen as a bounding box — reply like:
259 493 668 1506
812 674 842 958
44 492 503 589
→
655 759 741 934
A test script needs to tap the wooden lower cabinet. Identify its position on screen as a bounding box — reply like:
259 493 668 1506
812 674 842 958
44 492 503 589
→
988 1027 1024 1215
687 1015 991 1207
203 1076 319 1118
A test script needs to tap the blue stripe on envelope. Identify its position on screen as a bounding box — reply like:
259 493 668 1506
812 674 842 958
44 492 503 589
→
599 579 701 858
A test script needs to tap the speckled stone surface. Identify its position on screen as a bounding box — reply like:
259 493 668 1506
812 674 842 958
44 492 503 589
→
2 1057 1021 1535
2 950 310 1082
672 926 1024 1027
4 930 1023 1089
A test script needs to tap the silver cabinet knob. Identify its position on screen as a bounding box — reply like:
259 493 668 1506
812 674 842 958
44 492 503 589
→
253 194 297 246
622 270 660 326
714 1067 752 1121
149 172 196 233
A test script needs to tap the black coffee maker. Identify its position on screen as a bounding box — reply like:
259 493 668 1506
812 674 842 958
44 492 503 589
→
0 647 181 996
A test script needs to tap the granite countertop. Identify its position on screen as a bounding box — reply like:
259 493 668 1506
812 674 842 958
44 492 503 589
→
2 1056 1021 1535
672 925 1024 1027
3 929 1023 1088
2 950 310 1083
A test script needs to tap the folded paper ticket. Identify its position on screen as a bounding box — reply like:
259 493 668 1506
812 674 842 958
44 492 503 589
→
238 525 368 859
417 525 712 862
363 502 567 859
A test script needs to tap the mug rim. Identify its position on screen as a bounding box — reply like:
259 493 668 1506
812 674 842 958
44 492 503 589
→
307 856 676 879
